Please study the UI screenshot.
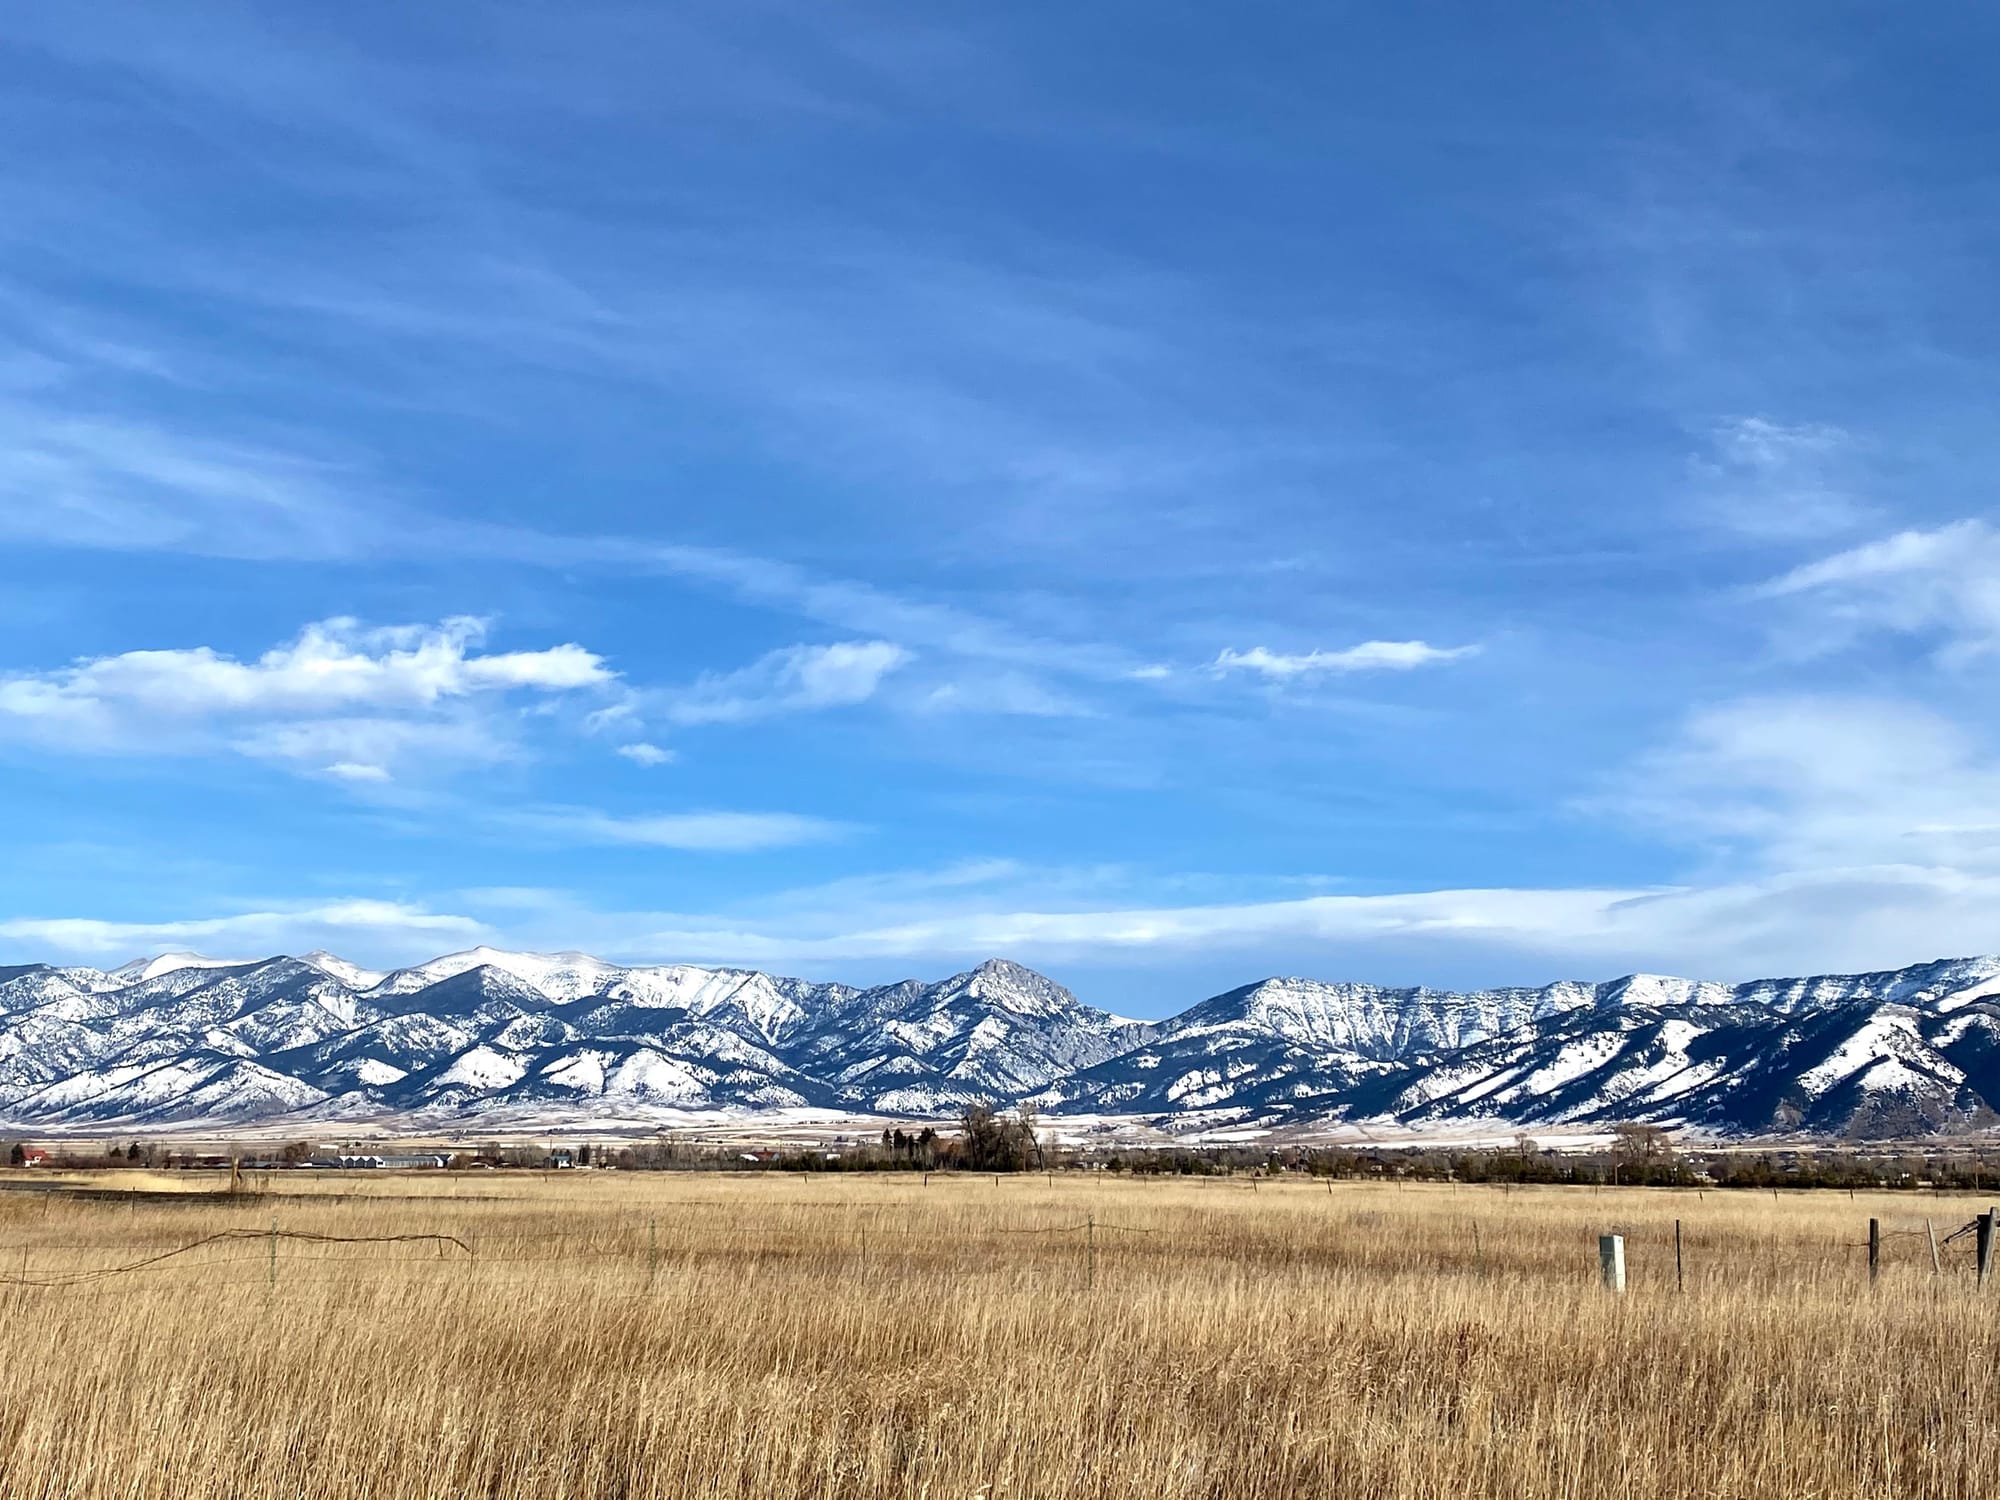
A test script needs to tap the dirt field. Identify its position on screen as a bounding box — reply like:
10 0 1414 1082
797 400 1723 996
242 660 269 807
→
0 1168 1994 1498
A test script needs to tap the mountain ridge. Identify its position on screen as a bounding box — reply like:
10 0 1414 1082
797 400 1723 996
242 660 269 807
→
2 947 1998 1138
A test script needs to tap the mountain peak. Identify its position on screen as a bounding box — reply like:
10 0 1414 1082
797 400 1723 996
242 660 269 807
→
9 947 2000 1138
299 951 389 990
973 957 1039 979
112 952 252 984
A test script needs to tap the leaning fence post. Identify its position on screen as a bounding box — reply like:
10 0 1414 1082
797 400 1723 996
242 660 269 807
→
1599 1233 1625 1294
1868 1218 1880 1286
1927 1218 1942 1277
1980 1210 1997 1288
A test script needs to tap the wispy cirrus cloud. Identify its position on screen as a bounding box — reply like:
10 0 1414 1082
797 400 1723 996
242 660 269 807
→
1754 519 2000 663
1212 641 1479 679
615 742 675 767
1690 416 1872 540
1607 693 2000 873
0 403 393 562
655 640 911 727
516 806 849 852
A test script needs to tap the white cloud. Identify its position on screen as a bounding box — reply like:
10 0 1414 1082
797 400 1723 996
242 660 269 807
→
0 899 489 962
325 760 393 784
9 858 1998 988
657 639 911 725
616 741 675 767
235 717 514 779
1754 519 2000 662
410 867 2000 982
920 672 1092 717
1213 641 1478 678
0 616 614 779
1691 416 1870 540
1609 694 2000 873
522 807 848 852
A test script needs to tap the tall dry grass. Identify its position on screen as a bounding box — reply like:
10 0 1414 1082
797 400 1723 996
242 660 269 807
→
0 1169 1994 1498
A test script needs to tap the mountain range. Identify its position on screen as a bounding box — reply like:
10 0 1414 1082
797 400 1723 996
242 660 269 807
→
3 947 2000 1139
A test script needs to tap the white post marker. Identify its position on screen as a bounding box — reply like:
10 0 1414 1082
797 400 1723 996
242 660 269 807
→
1599 1233 1626 1294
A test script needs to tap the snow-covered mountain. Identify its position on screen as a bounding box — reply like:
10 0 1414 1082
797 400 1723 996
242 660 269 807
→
0 952 1147 1130
1 949 1998 1137
1040 958 2000 1138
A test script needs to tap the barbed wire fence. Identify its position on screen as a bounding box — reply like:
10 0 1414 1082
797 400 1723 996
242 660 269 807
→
4 1185 2000 1300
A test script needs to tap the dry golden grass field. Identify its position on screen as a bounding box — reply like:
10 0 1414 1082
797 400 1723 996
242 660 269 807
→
0 1168 1996 1498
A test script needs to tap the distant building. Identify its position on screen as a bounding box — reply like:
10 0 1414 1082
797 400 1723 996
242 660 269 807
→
328 1152 452 1169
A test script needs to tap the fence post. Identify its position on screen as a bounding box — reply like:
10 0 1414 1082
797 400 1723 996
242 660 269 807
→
267 1215 277 1291
1927 1218 1942 1277
1868 1218 1880 1286
1979 1210 1997 1288
1599 1234 1625 1294
1086 1211 1095 1290
1675 1219 1683 1293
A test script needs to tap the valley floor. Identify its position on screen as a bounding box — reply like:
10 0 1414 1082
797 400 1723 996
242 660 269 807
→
0 1170 1994 1497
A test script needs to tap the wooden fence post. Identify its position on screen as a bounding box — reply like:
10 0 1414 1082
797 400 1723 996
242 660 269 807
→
1086 1211 1095 1291
1599 1234 1625 1294
1979 1210 1997 1288
1927 1218 1942 1277
1868 1218 1880 1286
1675 1219 1683 1293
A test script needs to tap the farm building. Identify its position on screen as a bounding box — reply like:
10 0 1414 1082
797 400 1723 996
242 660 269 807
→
329 1153 452 1169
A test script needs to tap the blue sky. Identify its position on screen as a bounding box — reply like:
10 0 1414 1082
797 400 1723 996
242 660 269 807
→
3 3 1999 1013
